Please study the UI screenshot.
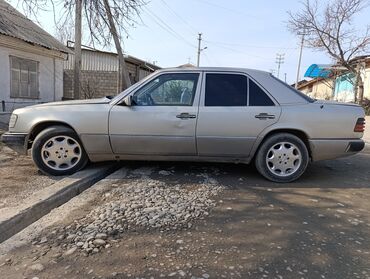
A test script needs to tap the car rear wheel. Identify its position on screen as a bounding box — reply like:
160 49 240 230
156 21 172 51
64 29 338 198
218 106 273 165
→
32 126 88 176
255 133 309 183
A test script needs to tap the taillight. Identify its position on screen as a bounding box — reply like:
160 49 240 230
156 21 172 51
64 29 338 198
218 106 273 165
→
354 118 365 132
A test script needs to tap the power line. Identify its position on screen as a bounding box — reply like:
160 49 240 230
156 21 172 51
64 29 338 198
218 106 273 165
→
205 41 273 61
159 0 198 34
204 39 298 50
142 6 196 49
193 0 259 19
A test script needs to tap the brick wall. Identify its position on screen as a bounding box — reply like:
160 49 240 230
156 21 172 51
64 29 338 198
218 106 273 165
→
63 70 118 99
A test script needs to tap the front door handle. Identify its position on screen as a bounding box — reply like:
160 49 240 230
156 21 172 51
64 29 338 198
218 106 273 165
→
255 113 275 120
176 113 196 119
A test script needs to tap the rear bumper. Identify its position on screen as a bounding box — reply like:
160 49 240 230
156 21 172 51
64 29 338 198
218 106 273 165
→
1 132 28 154
309 139 365 161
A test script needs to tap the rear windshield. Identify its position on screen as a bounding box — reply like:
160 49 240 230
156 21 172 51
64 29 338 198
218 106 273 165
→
270 74 315 103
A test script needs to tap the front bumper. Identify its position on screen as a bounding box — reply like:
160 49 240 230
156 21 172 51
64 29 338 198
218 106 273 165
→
1 132 28 154
309 139 365 161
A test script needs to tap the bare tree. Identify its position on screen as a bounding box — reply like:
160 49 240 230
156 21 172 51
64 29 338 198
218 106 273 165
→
288 0 370 104
15 0 147 91
54 21 74 45
81 79 99 99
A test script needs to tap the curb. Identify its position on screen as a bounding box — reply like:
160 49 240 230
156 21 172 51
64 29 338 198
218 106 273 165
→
0 163 119 243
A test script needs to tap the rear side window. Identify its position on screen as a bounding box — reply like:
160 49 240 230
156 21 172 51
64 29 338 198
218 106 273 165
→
249 79 275 106
205 74 247 106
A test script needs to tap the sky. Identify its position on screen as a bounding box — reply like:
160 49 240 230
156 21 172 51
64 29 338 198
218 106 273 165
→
8 0 370 84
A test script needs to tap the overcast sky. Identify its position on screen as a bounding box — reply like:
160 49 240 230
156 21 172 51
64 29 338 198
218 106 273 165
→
8 0 370 84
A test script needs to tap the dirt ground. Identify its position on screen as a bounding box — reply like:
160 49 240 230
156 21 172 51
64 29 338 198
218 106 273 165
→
0 146 370 279
0 142 63 210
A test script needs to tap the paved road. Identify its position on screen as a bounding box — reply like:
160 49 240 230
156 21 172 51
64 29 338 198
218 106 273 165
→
1 147 370 279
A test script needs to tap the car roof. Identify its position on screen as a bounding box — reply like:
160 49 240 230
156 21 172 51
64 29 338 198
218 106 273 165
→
156 67 310 105
157 67 270 75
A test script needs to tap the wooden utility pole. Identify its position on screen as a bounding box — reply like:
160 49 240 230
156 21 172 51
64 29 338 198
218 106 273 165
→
73 0 82 99
197 33 202 67
295 33 305 89
276 53 285 79
103 0 131 91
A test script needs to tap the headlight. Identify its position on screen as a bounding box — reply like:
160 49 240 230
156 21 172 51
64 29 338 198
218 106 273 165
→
9 114 18 128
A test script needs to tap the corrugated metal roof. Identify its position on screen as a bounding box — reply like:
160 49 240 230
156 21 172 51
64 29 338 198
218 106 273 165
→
304 64 333 78
0 0 71 54
64 47 161 72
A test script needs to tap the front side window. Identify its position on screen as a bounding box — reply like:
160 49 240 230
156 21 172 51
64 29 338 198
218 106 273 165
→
205 74 247 106
133 73 199 106
10 56 39 99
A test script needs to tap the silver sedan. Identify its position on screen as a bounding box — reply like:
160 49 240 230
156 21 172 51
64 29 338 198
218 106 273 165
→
1 67 366 182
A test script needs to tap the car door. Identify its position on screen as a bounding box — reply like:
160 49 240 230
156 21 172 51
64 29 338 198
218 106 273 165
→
196 72 281 157
109 72 202 156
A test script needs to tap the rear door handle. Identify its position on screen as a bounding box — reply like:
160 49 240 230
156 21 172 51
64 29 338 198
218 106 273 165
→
255 113 275 120
176 113 196 119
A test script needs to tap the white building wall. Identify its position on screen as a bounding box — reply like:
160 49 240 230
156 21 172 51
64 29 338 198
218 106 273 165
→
0 44 64 113
362 68 370 100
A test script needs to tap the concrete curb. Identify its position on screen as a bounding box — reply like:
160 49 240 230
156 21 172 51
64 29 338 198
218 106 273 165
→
0 163 119 243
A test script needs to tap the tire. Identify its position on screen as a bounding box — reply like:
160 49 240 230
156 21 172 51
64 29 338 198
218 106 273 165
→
255 133 309 183
32 126 88 176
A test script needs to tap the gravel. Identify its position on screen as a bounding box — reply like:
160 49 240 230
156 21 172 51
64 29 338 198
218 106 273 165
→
38 169 224 255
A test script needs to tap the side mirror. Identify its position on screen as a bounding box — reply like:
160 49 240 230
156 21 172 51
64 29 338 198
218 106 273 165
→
121 95 132 106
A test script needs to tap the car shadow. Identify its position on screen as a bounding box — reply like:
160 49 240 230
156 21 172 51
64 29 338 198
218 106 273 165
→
114 150 370 189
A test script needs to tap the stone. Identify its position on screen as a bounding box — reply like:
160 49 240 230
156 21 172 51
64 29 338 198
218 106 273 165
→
42 174 224 255
29 263 44 272
93 239 106 246
63 247 77 256
95 233 108 240
39 237 48 244
57 235 65 240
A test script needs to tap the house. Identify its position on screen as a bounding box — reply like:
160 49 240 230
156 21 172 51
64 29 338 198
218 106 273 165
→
177 63 196 68
297 57 370 102
0 0 70 128
63 47 161 99
296 77 334 100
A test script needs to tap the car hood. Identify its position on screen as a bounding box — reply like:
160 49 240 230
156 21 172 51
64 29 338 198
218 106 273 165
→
29 97 111 108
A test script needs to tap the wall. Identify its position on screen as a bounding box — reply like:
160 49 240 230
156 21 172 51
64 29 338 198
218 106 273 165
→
334 73 355 102
300 79 333 100
63 49 158 99
63 62 151 99
0 44 64 112
300 69 370 102
63 70 118 99
362 68 370 100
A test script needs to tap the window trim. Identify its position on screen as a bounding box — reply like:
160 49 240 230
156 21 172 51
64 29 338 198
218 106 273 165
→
202 71 277 107
9 55 40 100
130 72 201 107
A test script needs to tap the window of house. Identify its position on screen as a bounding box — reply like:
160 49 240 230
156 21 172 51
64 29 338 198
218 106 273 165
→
10 56 39 99
205 74 247 106
249 79 275 106
133 73 199 106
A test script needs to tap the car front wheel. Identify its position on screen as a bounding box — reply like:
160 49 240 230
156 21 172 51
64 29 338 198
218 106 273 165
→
255 133 309 183
32 126 88 176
